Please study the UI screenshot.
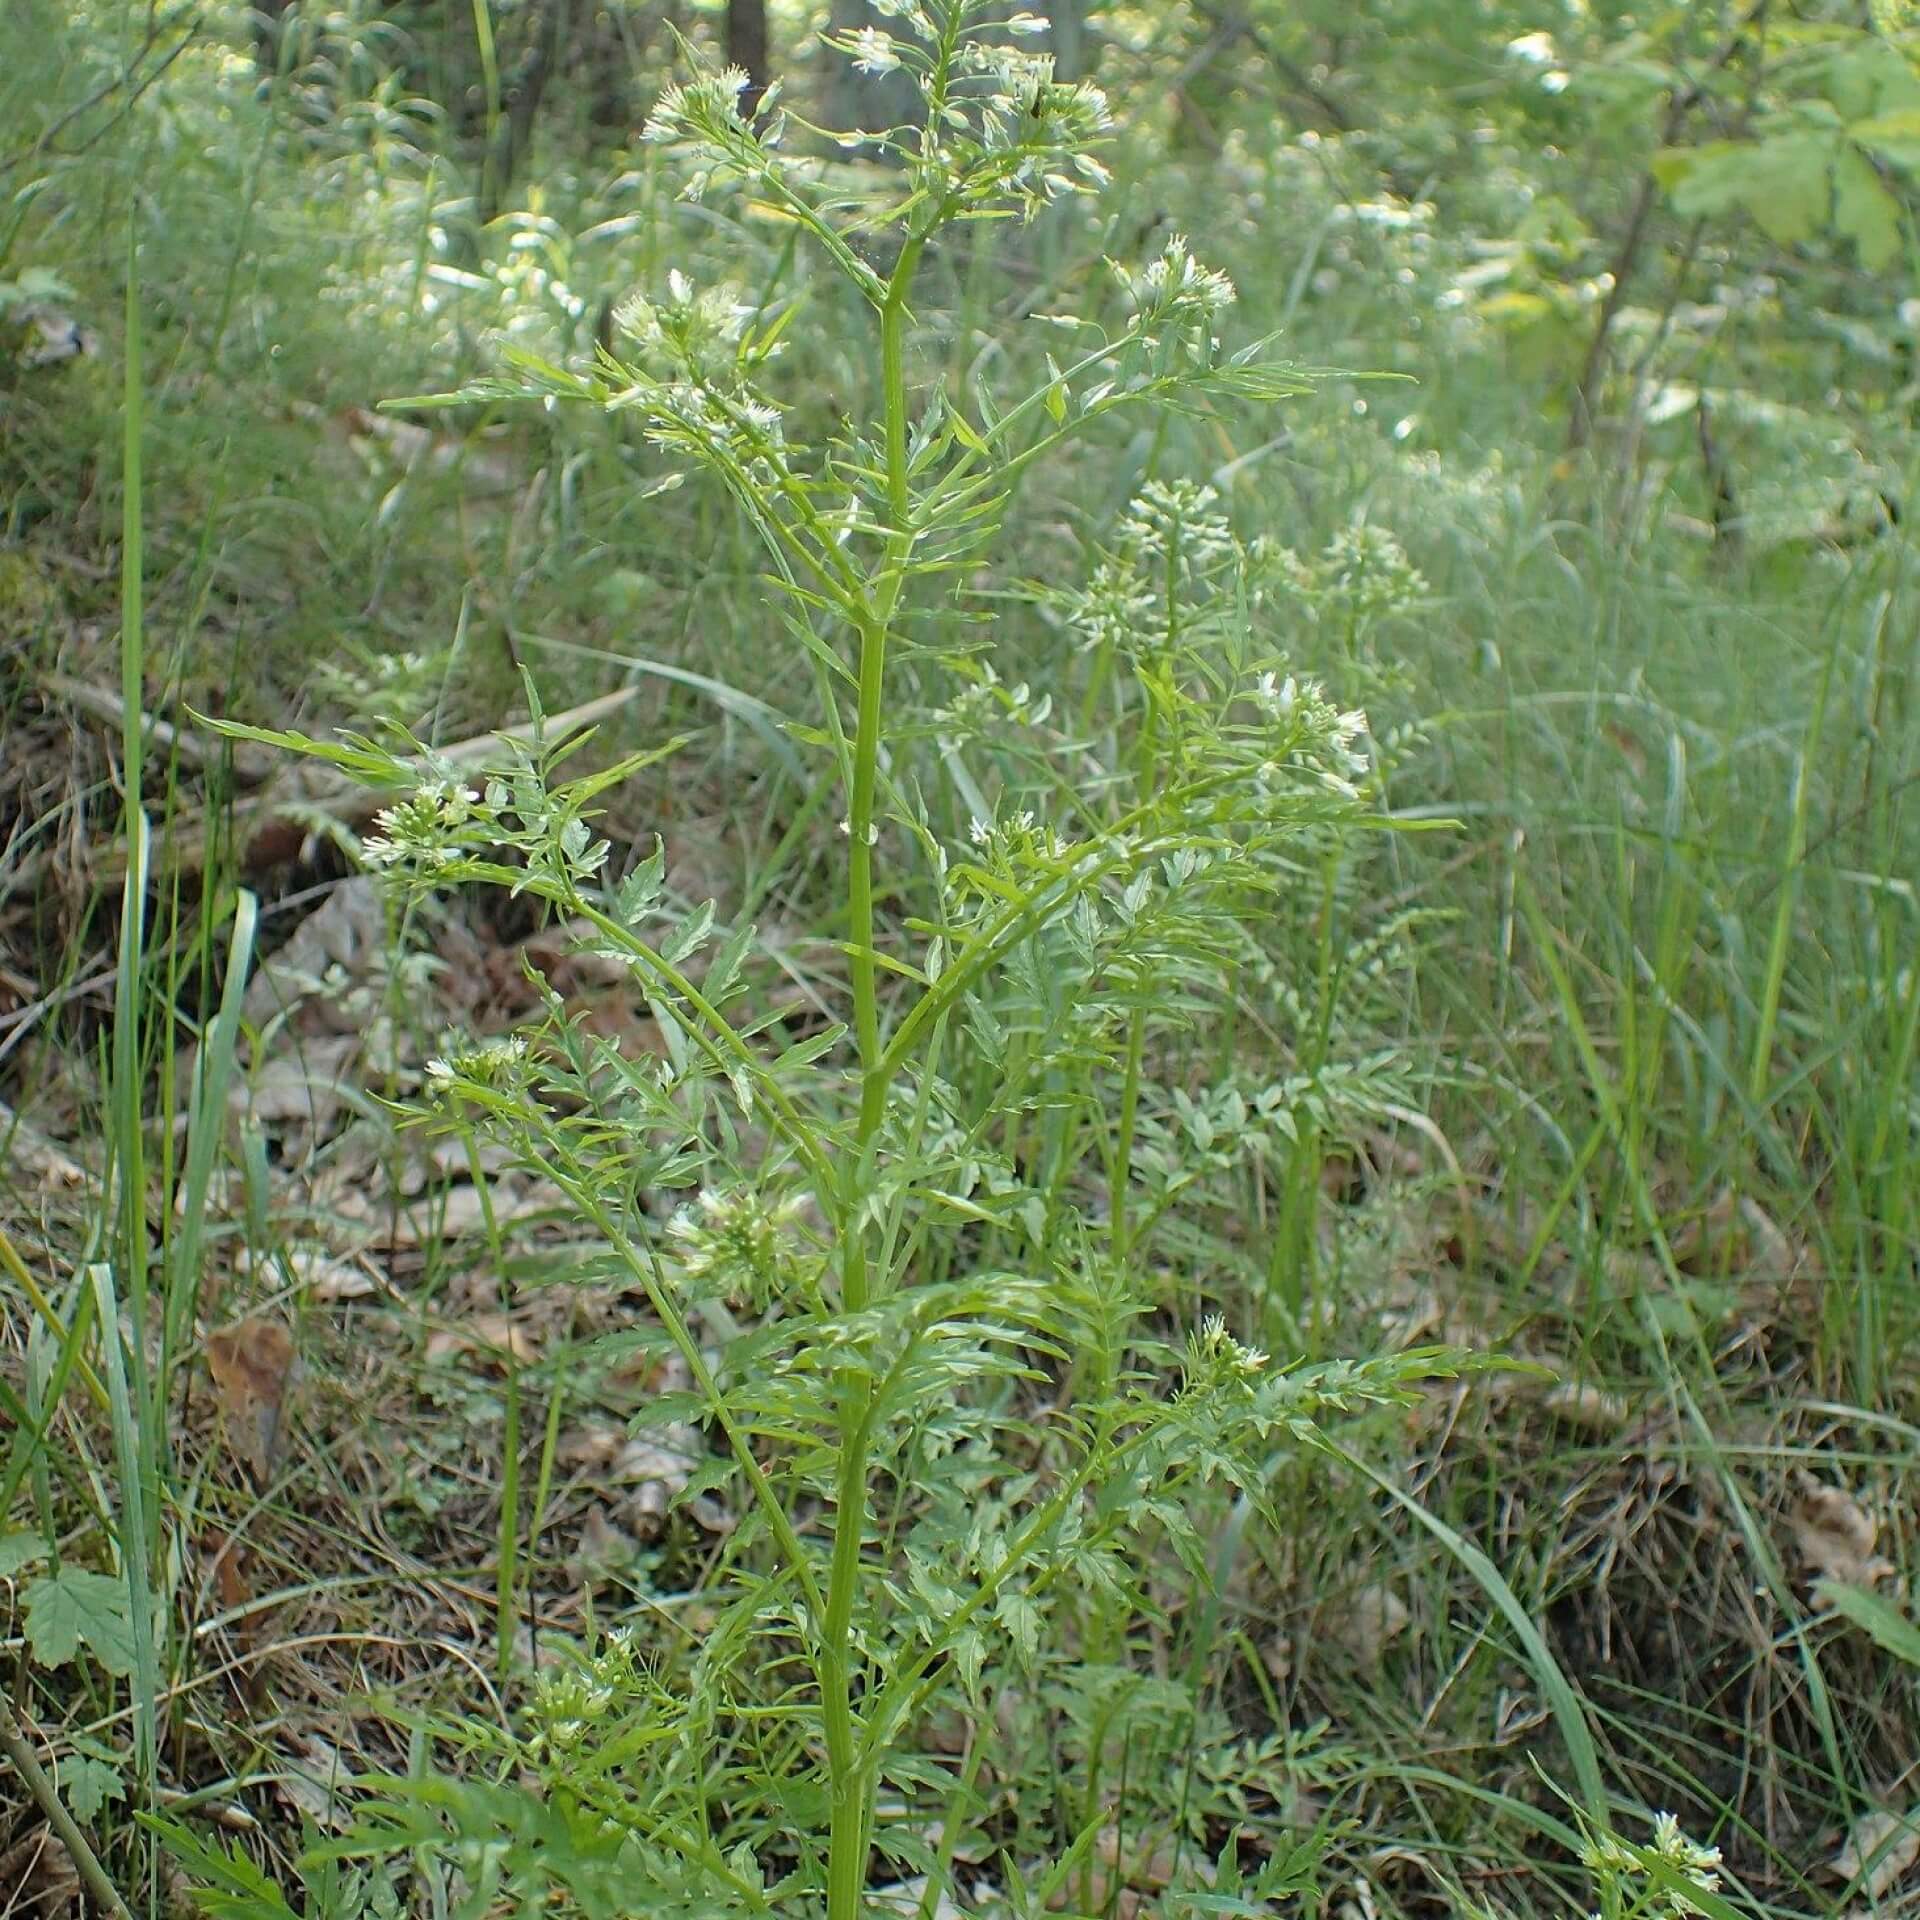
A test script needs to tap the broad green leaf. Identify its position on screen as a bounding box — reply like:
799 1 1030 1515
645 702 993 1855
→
1834 144 1904 267
22 1566 138 1676
1851 105 1920 167
0 1531 48 1578
61 1753 126 1822
1740 136 1837 249
1653 141 1747 213
1659 135 1835 249
996 1590 1042 1668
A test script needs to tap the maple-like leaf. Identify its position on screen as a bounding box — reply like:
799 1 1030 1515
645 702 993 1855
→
21 1567 138 1676
62 1753 127 1822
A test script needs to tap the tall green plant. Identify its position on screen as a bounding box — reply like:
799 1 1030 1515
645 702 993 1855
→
191 7 1469 1914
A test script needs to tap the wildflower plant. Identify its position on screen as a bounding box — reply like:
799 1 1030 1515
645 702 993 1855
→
1581 1813 1728 1920
203 6 1466 1915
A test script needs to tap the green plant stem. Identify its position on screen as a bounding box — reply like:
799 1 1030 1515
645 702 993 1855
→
847 602 888 1163
461 1128 519 1683
823 235 927 1920
1110 1007 1146 1281
0 1705 136 1920
821 1419 873 1920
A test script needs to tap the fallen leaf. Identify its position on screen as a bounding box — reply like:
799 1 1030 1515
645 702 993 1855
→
232 1034 360 1139
1834 1808 1920 1899
205 1317 298 1483
368 1176 568 1248
204 1531 253 1618
1793 1476 1895 1591
425 1314 539 1367
1540 1381 1631 1434
569 1503 639 1577
0 1824 79 1918
1330 1582 1410 1664
557 1424 625 1471
872 1879 970 1920
240 1242 380 1303
242 880 388 1032
1669 1186 1740 1269
275 1733 358 1833
615 1431 715 1536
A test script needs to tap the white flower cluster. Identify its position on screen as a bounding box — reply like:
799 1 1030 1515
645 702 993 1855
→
424 1033 531 1099
643 66 756 148
1122 478 1237 573
613 268 756 380
1320 523 1429 622
966 809 1075 865
1186 1313 1270 1386
1111 235 1237 333
669 1186 809 1306
359 777 481 873
1252 671 1371 799
934 659 1054 735
527 1627 648 1758
958 45 1114 201
1581 1813 1723 1920
1268 524 1429 626
359 767 609 888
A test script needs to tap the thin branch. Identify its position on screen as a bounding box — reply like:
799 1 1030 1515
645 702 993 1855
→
1566 1 1769 452
2 7 207 173
0 1705 137 1920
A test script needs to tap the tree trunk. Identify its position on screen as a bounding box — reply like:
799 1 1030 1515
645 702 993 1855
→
250 0 294 72
727 0 771 117
1048 0 1086 83
826 0 919 140
478 0 563 223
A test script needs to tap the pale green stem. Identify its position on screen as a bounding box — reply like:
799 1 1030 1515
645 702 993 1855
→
1109 1009 1147 1291
825 237 926 1920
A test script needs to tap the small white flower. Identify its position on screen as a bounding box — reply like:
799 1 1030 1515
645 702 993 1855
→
848 27 900 73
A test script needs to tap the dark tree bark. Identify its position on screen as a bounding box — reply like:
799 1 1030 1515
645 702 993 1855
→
478 0 564 223
250 0 295 72
1047 0 1085 83
726 0 771 117
827 0 919 139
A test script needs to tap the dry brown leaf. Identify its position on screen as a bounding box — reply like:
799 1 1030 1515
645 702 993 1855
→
239 1241 381 1303
1793 1477 1895 1591
205 1316 297 1482
1599 1246 1665 1294
363 1176 567 1248
557 1424 629 1472
233 1034 360 1140
872 1880 970 1920
425 1313 539 1367
274 1733 358 1833
1834 1809 1920 1899
1540 1381 1631 1434
206 1532 252 1616
0 1098 86 1189
0 1824 79 1918
242 880 388 1032
1331 1582 1410 1664
570 1503 639 1576
559 1413 724 1534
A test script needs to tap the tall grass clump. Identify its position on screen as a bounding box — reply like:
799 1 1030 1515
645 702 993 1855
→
180 5 1494 1913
